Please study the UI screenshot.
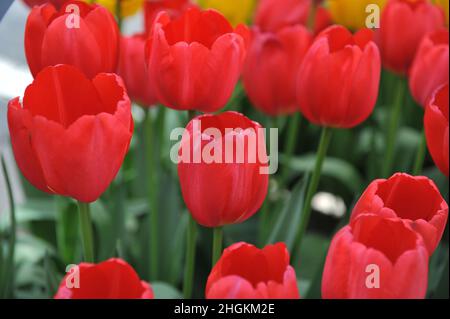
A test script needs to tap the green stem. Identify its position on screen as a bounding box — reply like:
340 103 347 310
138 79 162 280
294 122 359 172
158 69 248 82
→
1 155 16 298
281 113 302 185
381 77 406 178
183 110 198 299
258 198 270 245
307 1 317 30
183 215 197 299
291 126 333 260
212 227 223 266
145 109 159 280
115 0 122 30
77 201 94 263
413 129 427 175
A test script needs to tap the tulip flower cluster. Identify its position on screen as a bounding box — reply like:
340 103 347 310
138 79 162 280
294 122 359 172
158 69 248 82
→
0 0 448 301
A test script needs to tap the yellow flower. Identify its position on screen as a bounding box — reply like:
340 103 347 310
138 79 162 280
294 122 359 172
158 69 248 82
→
327 0 387 30
89 0 144 18
434 0 449 25
196 0 256 25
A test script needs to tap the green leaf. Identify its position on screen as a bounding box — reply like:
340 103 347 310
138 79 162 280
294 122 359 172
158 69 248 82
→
266 176 308 250
43 251 59 298
151 282 183 299
281 154 364 194
55 197 80 264
427 243 449 299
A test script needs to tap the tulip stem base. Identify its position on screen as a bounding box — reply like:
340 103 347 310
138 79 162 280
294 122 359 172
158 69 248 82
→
212 227 223 266
183 216 198 299
77 201 94 263
145 109 159 281
0 155 16 298
413 129 427 175
183 109 198 299
382 77 406 178
292 126 333 260
281 113 302 185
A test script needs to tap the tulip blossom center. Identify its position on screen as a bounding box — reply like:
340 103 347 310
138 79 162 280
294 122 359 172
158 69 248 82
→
325 27 373 53
375 175 443 221
429 29 450 46
162 8 234 48
45 1 94 25
401 0 427 10
432 86 449 121
23 66 122 128
219 245 287 287
352 216 417 263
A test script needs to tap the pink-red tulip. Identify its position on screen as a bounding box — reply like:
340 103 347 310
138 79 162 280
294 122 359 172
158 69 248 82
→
178 111 268 227
146 7 249 112
54 258 153 299
409 29 449 107
25 1 119 78
117 34 157 107
297 25 381 128
377 0 445 75
254 0 311 32
351 173 449 254
243 25 312 116
23 0 71 9
144 0 195 35
8 65 133 203
323 214 429 299
425 83 449 177
206 242 300 299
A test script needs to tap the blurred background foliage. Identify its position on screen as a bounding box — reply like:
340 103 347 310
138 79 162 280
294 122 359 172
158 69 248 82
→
0 0 448 299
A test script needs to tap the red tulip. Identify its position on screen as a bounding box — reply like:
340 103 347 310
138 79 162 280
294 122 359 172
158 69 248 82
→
23 0 71 9
206 242 300 299
313 6 332 35
377 0 445 75
146 7 249 112
297 25 381 128
254 0 311 32
409 29 449 107
144 0 195 35
242 25 312 116
117 34 157 107
425 83 449 177
54 258 153 299
322 214 429 299
8 65 133 203
177 111 268 227
25 1 119 79
351 173 448 254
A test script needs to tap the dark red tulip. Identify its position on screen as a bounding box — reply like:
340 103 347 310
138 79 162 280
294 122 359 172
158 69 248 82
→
54 258 153 299
297 25 381 128
377 0 445 75
146 7 249 112
144 0 195 35
322 214 429 299
206 242 300 299
25 1 119 79
178 112 268 227
351 173 449 254
23 0 71 9
242 25 312 116
8 65 133 203
409 29 449 107
425 83 449 177
117 34 158 107
254 0 311 33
